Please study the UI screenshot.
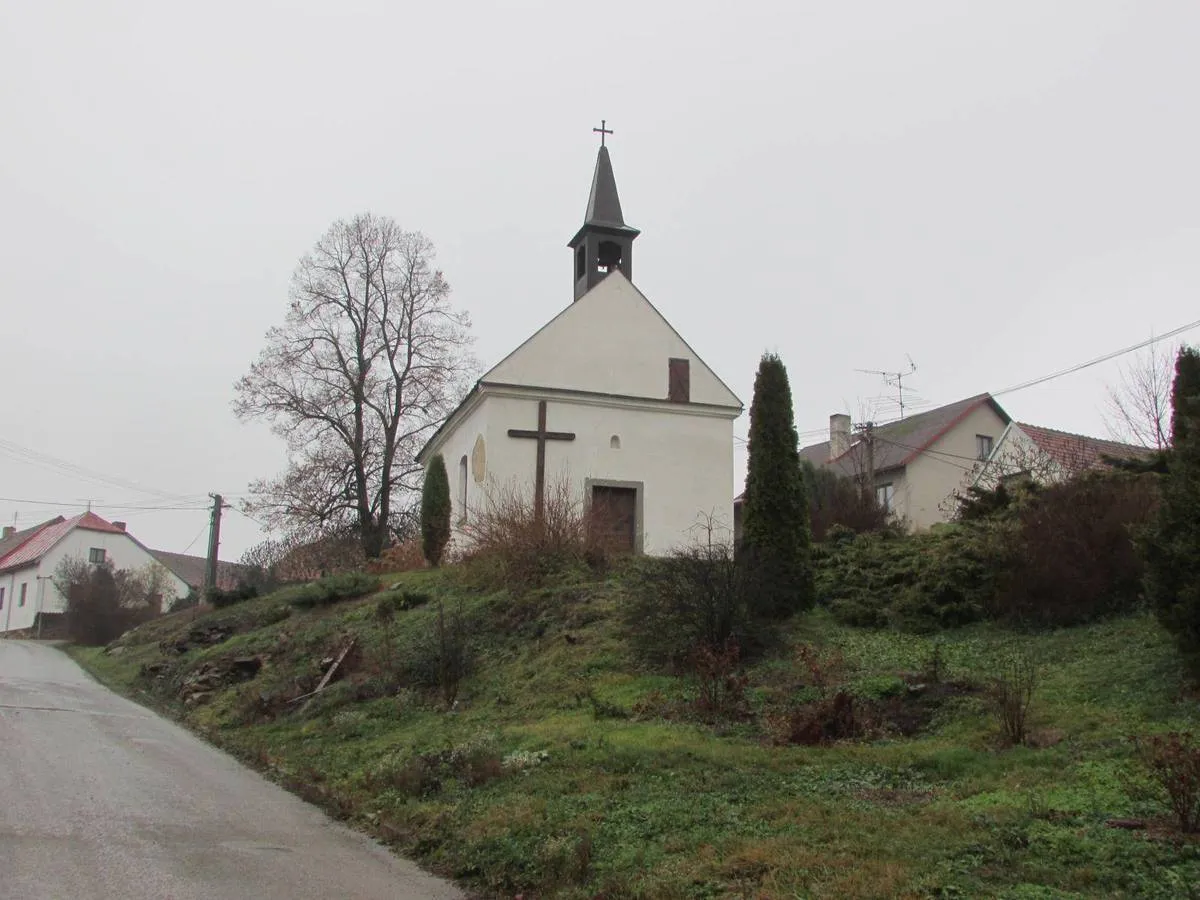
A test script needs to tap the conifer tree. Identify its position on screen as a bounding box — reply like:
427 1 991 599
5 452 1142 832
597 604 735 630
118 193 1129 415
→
740 353 813 617
1143 346 1200 677
421 454 452 567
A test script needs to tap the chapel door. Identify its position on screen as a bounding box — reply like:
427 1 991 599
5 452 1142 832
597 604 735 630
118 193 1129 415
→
590 485 638 553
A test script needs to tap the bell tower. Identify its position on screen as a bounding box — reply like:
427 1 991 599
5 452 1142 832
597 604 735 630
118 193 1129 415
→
568 121 640 301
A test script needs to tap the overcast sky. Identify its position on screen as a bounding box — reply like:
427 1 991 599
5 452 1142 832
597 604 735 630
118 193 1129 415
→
2 0 1198 559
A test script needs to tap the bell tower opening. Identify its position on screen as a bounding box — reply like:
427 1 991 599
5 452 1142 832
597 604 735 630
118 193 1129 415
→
597 240 622 274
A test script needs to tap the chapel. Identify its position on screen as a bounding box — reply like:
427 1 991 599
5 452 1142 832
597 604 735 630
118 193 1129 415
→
417 133 743 554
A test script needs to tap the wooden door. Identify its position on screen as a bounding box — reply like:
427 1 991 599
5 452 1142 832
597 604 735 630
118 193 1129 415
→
590 485 638 553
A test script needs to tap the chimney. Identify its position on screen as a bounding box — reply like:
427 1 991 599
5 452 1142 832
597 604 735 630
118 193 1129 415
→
112 521 127 532
829 414 851 460
1 525 14 540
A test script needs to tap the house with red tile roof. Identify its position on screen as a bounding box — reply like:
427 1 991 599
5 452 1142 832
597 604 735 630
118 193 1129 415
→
0 512 194 634
735 394 1011 534
973 422 1152 490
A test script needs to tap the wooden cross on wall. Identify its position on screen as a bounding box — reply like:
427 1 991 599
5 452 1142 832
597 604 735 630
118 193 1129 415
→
507 400 576 520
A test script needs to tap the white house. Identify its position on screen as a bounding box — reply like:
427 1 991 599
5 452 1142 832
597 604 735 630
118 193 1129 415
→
0 512 194 634
417 144 743 554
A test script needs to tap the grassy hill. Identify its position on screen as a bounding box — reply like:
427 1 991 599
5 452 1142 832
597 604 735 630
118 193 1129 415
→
70 564 1200 899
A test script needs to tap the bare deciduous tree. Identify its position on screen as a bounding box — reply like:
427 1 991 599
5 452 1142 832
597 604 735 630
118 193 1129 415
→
1105 343 1174 450
234 214 474 558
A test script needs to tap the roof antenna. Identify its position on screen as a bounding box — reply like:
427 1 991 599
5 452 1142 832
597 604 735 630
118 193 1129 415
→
856 356 919 420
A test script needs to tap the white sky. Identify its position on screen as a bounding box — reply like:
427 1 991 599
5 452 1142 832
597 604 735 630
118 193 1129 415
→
2 0 1198 559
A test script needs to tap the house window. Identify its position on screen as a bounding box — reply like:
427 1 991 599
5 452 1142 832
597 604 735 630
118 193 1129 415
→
89 547 106 564
0 587 4 610
875 483 895 513
976 435 994 460
19 583 27 607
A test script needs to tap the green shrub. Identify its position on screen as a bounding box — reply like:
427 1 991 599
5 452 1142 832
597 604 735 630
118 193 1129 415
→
278 572 377 609
740 352 813 617
623 542 751 670
421 454 452 567
207 582 259 609
817 526 1002 633
995 473 1158 627
1143 346 1200 677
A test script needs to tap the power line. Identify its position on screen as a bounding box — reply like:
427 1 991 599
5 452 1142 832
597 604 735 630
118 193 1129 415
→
992 318 1200 397
0 496 209 511
0 438 200 502
767 317 1200 446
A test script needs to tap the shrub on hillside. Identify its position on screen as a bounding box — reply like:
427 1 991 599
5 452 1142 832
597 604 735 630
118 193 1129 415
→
740 353 813 617
816 526 1005 633
365 539 426 574
459 479 609 592
987 650 1037 746
393 599 474 708
1143 346 1200 677
1136 731 1200 833
278 572 377 609
421 454 452 567
207 582 259 609
623 541 750 670
994 473 1158 627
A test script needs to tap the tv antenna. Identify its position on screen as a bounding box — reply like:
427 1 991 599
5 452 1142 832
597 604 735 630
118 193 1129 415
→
856 356 919 420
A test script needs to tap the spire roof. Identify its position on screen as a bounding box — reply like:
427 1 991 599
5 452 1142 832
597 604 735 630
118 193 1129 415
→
575 146 640 239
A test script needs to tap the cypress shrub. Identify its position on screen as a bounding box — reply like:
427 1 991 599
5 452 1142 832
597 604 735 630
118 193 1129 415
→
740 353 813 617
1143 346 1200 677
421 454 452 567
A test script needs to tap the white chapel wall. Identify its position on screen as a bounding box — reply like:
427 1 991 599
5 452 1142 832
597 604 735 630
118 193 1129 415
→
478 393 736 554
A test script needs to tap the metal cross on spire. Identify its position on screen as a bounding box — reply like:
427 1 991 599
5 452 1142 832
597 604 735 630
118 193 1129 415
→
593 119 613 147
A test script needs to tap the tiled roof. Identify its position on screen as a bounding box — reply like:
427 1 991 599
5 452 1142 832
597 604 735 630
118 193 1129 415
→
0 512 128 573
800 394 1009 477
1017 423 1152 471
0 517 63 562
148 549 254 592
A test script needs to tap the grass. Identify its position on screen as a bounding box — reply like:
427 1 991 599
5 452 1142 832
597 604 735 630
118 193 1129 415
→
68 565 1200 899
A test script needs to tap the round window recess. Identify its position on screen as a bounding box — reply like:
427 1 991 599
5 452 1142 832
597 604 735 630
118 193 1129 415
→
610 435 621 450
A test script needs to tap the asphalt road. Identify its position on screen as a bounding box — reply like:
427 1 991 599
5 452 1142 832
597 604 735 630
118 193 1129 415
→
0 640 464 900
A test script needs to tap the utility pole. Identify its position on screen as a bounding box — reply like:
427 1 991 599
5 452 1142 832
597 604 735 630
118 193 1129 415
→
203 493 229 602
860 422 877 502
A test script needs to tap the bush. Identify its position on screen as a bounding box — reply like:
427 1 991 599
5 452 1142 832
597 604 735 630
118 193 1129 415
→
740 352 813 617
1143 346 1200 677
207 581 259 609
994 473 1158 627
53 557 158 645
803 460 890 541
460 478 609 593
817 526 1003 633
366 539 426 574
278 572 377 609
395 600 473 708
692 637 749 719
421 454 452 567
1136 731 1200 832
987 650 1037 746
623 541 749 670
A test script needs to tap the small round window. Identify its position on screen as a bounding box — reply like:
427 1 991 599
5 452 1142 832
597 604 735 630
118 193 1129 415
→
610 435 621 450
